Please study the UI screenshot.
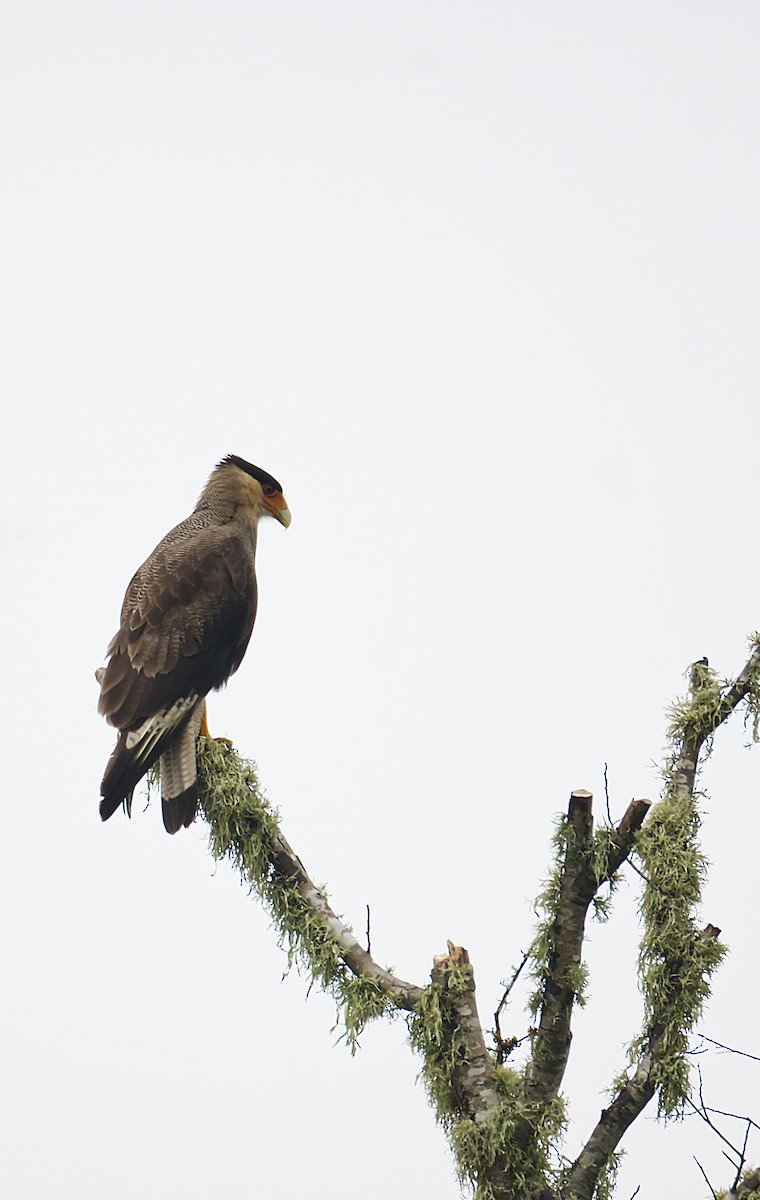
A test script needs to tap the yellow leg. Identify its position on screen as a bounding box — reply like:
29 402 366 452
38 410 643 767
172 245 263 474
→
198 700 233 747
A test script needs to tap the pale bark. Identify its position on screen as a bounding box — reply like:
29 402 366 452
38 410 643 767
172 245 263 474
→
268 826 424 1009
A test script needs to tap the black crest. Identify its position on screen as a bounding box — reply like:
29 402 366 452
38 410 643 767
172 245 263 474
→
218 454 283 494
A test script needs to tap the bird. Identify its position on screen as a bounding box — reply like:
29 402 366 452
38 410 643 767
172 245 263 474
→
97 454 290 834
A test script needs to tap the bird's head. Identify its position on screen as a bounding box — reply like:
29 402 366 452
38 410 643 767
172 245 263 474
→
208 454 291 527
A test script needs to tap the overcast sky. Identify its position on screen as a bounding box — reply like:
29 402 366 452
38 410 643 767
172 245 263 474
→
3 3 760 1197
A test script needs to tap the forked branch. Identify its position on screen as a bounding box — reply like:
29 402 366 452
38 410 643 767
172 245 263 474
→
191 637 760 1200
524 791 650 1106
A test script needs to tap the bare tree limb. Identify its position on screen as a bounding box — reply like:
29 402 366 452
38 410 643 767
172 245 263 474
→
687 1064 746 1170
697 1033 760 1063
494 950 530 1065
693 1156 719 1200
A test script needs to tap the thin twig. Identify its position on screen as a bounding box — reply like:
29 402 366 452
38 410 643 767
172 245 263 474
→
733 1120 752 1194
698 1033 760 1063
493 950 529 1062
626 856 652 886
693 1156 719 1200
706 1107 760 1133
366 904 371 955
685 1065 745 1166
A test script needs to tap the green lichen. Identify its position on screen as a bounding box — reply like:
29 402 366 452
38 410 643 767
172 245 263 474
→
630 666 727 1117
450 1076 565 1200
408 966 566 1198
666 657 724 753
188 646 760 1199
741 632 760 742
589 1150 622 1200
196 738 395 1050
527 818 619 1018
587 825 620 891
716 1176 760 1200
527 819 572 1018
407 965 475 1125
197 739 568 1196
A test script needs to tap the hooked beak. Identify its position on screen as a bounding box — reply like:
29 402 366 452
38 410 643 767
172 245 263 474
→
265 492 291 528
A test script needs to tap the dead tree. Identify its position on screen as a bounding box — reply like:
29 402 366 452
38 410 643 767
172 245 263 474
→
188 639 760 1200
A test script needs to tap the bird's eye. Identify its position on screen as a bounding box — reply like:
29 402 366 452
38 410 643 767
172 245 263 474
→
263 485 277 497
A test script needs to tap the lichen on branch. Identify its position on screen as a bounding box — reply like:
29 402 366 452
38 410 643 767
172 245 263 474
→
631 658 730 1117
633 787 725 1115
196 737 400 1048
408 959 565 1200
184 634 760 1200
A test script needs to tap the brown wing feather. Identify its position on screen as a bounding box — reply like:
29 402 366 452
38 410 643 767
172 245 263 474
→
99 521 257 820
99 527 257 732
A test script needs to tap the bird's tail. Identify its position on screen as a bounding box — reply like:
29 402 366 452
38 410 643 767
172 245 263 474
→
160 703 205 834
99 695 202 829
99 734 154 823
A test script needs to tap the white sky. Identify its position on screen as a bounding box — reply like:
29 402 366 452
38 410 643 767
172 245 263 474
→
2 3 760 1197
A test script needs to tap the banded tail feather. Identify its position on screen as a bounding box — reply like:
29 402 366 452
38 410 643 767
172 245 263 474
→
99 693 202 830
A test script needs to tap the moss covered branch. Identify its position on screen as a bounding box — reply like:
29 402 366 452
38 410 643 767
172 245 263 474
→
196 738 422 1046
559 647 760 1200
634 658 731 1119
719 1166 760 1199
524 791 650 1107
187 636 760 1200
196 739 566 1199
560 924 722 1200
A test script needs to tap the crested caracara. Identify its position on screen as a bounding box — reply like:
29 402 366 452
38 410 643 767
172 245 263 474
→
97 454 290 833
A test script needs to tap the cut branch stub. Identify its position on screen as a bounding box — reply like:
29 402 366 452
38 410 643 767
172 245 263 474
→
432 939 471 972
429 941 503 1127
617 798 652 839
568 788 593 825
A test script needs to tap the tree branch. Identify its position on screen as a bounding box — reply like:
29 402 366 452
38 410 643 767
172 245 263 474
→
730 1166 760 1197
558 655 747 1199
268 825 424 1009
524 790 596 1104
192 639 760 1200
670 643 760 803
197 738 424 1036
431 942 504 1122
716 639 760 725
564 916 725 1200
561 927 722 1200
524 792 650 1106
494 950 530 1065
605 798 652 877
562 1025 660 1199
